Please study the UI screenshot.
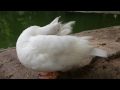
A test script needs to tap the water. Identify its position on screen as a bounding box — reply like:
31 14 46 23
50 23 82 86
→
0 11 120 49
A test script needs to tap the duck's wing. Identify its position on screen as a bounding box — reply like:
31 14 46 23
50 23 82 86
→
57 21 75 35
30 35 108 57
30 35 95 66
30 35 77 54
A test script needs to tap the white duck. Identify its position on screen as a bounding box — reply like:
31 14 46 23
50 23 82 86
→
16 16 108 79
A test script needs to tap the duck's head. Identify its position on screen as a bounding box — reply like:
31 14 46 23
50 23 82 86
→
41 22 61 35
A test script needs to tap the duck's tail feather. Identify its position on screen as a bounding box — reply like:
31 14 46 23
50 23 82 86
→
80 36 93 40
90 48 108 57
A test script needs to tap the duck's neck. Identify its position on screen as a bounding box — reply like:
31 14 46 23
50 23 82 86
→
17 24 54 42
17 26 39 43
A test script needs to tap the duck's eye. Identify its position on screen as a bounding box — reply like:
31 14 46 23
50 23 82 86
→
58 30 59 31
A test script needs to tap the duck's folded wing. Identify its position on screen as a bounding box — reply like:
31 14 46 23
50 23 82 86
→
29 35 95 60
30 35 78 55
29 35 97 70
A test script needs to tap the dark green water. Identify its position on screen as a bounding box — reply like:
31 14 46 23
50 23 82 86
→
0 11 120 49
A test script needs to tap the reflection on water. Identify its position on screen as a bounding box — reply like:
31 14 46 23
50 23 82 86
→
0 11 120 49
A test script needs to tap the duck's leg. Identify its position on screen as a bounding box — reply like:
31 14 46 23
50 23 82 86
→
38 72 60 79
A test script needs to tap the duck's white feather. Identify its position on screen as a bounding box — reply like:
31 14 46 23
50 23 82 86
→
50 16 75 35
16 16 108 72
50 16 61 24
23 16 75 36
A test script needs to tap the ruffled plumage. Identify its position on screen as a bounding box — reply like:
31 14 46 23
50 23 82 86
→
16 16 108 77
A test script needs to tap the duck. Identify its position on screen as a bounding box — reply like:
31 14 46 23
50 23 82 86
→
16 16 108 79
